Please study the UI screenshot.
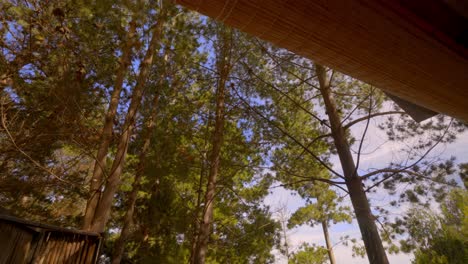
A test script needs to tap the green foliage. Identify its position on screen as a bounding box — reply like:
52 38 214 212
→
0 0 129 225
395 190 468 264
288 190 352 229
288 243 328 264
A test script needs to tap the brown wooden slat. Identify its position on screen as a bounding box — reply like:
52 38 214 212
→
63 235 72 264
76 239 86 264
64 234 74 264
47 237 58 264
69 235 81 264
56 235 67 264
0 223 13 264
11 230 31 264
6 225 22 264
29 232 45 264
83 237 96 264
55 235 65 264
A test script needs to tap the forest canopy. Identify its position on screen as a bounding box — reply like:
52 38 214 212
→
1 1 467 263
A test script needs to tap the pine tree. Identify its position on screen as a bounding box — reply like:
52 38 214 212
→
240 42 466 263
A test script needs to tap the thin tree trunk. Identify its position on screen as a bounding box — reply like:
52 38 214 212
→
111 91 160 264
193 77 226 264
321 221 336 264
89 15 167 233
190 112 212 264
83 21 136 230
190 156 206 264
193 29 231 264
282 219 290 261
315 64 389 264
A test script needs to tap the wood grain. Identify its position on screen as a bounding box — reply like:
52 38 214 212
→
177 0 468 121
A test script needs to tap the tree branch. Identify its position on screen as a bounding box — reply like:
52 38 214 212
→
270 179 349 194
364 168 460 193
240 62 328 127
343 111 406 130
230 84 344 179
362 119 454 191
1 100 70 184
292 133 332 164
353 88 374 176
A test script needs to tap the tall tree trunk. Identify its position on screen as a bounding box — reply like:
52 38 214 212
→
193 29 231 264
190 112 212 264
89 15 166 233
190 157 206 264
111 91 160 264
315 64 389 264
281 218 290 261
321 221 336 264
83 21 136 230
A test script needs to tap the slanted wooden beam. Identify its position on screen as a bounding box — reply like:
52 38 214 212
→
176 0 468 121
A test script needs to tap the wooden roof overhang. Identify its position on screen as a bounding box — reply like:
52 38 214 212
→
176 0 468 121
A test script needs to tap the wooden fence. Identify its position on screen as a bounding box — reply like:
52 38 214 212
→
0 214 102 264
